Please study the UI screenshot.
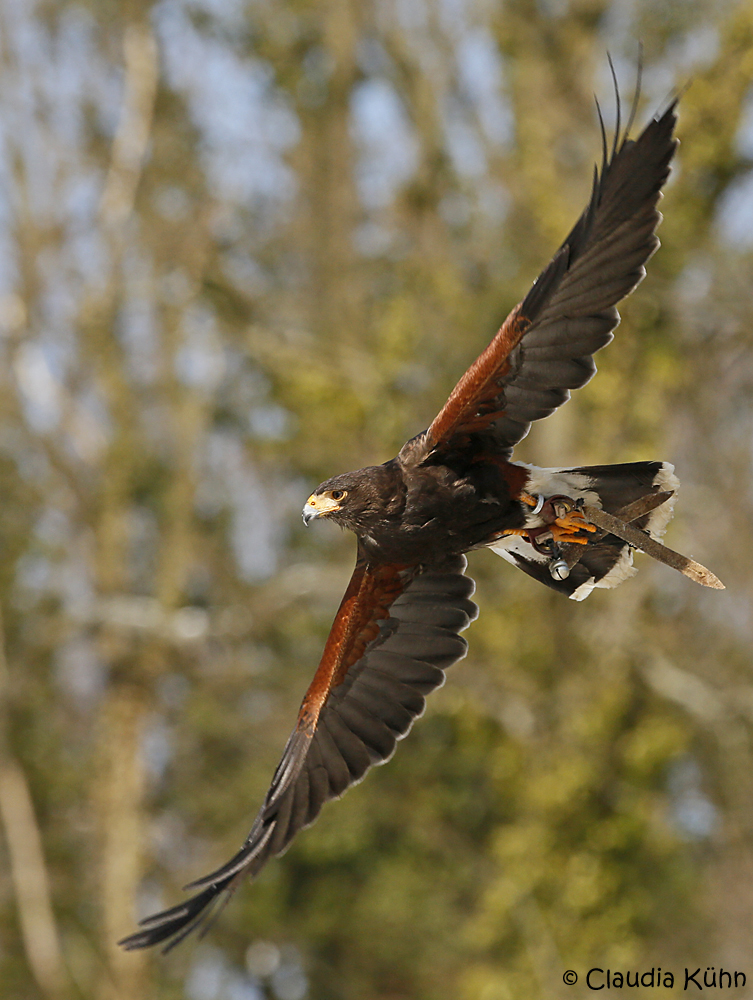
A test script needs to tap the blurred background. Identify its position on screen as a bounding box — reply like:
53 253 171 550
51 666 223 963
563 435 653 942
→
0 0 751 998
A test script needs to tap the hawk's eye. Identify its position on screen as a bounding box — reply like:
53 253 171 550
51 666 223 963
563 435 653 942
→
330 490 346 501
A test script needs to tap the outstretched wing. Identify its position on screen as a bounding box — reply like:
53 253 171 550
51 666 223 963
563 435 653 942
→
399 100 678 468
119 553 477 951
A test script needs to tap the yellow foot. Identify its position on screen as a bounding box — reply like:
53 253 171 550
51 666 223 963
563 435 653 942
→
552 508 596 540
519 492 597 544
551 528 590 545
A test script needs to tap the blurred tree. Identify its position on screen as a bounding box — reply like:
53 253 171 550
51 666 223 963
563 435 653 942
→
0 1 750 999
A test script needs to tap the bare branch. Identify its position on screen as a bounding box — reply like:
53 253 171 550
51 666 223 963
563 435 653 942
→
100 24 159 227
0 608 66 1000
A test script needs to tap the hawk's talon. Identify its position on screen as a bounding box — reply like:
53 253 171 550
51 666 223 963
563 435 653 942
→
552 510 597 540
552 531 589 545
520 492 545 514
520 492 597 545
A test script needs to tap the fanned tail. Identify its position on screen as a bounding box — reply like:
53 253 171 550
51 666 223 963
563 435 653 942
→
490 460 680 600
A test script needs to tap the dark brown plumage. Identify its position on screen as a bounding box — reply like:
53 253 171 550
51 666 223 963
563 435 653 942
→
121 96 689 951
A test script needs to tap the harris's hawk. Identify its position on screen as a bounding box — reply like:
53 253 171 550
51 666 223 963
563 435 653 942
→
121 95 722 952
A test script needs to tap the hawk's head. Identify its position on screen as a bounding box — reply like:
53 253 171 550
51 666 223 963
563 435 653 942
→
302 466 398 534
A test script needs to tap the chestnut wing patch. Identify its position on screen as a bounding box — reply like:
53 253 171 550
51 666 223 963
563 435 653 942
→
119 555 477 952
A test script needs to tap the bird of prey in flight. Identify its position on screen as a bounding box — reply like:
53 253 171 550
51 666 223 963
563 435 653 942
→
121 92 722 952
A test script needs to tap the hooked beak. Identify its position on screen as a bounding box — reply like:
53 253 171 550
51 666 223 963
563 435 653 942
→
302 502 319 527
302 493 342 526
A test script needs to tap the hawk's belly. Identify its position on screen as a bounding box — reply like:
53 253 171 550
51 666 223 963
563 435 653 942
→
359 464 525 564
